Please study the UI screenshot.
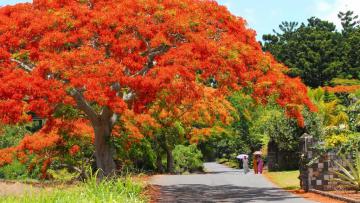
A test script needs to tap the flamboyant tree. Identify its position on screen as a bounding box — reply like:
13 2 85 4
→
0 0 314 176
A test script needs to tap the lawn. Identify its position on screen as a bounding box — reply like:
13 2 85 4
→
264 170 300 190
0 176 149 203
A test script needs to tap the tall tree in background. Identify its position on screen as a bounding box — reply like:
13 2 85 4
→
339 11 360 79
263 12 360 87
338 11 359 34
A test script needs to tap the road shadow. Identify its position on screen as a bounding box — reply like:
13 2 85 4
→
153 184 305 203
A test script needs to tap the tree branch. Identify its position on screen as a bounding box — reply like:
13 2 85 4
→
132 30 172 77
134 29 150 50
70 88 98 122
10 58 34 72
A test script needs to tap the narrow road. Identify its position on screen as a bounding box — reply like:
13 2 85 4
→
151 162 316 203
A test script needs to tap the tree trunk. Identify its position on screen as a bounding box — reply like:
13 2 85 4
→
156 151 164 173
93 121 116 178
165 147 174 174
71 90 116 178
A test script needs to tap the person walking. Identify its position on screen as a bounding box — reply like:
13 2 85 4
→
253 155 258 174
257 156 264 174
243 156 249 174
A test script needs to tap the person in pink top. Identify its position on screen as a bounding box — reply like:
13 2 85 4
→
257 157 264 174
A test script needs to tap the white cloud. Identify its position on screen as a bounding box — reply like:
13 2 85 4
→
317 0 360 29
316 1 333 12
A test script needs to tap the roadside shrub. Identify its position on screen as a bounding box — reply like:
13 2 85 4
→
225 159 240 169
0 155 42 180
114 137 157 172
173 144 203 174
0 159 28 180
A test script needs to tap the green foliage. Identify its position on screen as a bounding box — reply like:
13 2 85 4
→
250 106 302 151
229 92 262 151
0 153 42 180
224 159 240 169
263 12 360 87
332 151 360 192
0 176 147 203
338 11 359 33
308 88 350 129
115 138 157 172
347 94 360 131
331 78 360 86
47 169 80 183
334 132 360 153
199 133 250 161
53 104 82 120
216 158 240 169
0 159 28 180
0 125 29 148
308 87 360 152
200 91 321 172
47 133 95 179
217 158 228 164
173 144 203 174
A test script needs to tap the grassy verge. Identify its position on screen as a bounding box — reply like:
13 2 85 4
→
264 170 348 203
217 158 239 169
263 170 300 190
0 176 148 203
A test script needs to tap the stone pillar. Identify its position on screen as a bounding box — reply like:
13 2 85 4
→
299 133 313 192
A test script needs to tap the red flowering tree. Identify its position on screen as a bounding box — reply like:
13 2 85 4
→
0 0 314 176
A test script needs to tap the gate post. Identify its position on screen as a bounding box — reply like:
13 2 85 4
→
299 133 313 192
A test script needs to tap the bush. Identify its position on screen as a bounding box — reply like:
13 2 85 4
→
0 159 28 180
114 137 157 172
47 168 80 183
225 160 240 169
0 125 28 148
0 156 42 180
173 144 203 174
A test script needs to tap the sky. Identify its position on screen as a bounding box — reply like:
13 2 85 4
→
2 0 360 40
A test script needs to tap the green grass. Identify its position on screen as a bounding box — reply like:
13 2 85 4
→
264 170 300 190
0 177 148 203
216 158 240 169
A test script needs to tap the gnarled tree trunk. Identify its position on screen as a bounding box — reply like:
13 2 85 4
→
72 89 117 178
93 120 116 177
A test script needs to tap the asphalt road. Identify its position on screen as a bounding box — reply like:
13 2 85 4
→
151 162 316 203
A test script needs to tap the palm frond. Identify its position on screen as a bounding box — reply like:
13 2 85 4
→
331 151 360 191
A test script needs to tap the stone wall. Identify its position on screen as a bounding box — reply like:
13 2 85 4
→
299 134 344 191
